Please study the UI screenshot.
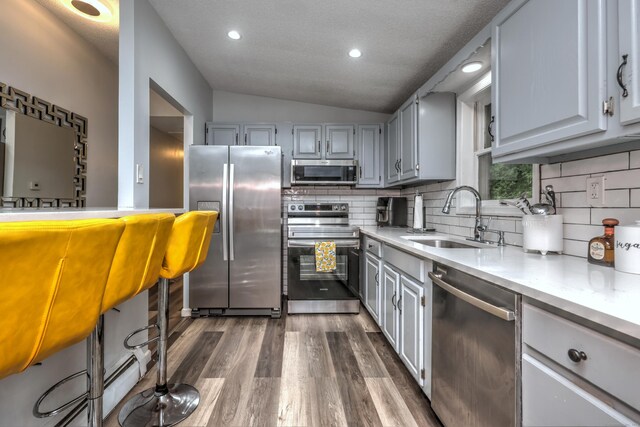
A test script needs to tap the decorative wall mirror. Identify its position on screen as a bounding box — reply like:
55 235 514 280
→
0 82 86 207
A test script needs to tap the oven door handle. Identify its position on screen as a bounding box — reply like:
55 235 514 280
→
428 272 515 321
288 239 360 248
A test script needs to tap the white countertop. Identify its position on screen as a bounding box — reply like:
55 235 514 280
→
0 207 185 222
361 226 640 341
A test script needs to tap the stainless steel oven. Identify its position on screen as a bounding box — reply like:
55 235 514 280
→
291 160 357 185
287 203 360 314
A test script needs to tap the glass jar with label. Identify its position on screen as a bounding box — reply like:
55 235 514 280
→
588 218 619 267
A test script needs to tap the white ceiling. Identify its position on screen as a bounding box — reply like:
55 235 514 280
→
149 0 508 113
36 0 508 113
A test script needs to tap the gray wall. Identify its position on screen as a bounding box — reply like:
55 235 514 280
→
212 90 391 123
118 0 213 208
149 126 183 208
0 0 118 207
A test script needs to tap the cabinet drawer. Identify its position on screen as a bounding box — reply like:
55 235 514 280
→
383 245 424 282
523 304 640 410
363 236 382 258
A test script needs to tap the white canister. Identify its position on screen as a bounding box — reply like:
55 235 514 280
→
522 215 564 255
615 220 640 275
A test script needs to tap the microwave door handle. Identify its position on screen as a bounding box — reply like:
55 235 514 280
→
222 163 228 261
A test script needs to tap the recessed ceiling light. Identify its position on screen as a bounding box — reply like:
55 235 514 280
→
62 0 113 22
227 30 242 40
349 49 362 58
462 61 483 73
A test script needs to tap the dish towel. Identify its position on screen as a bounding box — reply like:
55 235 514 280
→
315 241 336 272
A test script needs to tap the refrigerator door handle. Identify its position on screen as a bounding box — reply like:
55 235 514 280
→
222 163 228 261
229 163 235 261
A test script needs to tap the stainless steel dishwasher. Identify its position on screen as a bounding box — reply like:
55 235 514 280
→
429 264 521 427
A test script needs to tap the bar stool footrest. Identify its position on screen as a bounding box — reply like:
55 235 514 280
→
33 370 88 418
124 324 160 350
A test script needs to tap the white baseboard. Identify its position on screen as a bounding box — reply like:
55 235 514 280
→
103 350 151 419
181 307 192 317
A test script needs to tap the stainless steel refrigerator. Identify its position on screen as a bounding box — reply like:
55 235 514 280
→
189 145 282 317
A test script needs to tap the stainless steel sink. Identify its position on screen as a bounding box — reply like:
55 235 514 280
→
403 237 495 249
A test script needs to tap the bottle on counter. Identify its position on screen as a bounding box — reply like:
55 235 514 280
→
588 218 619 267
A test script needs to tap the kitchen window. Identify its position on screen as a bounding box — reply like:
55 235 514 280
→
456 73 538 216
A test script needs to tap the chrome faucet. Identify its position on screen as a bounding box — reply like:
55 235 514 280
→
442 185 483 241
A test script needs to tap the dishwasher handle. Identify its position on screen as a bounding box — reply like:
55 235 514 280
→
428 271 515 321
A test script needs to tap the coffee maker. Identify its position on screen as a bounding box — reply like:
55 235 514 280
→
376 197 407 227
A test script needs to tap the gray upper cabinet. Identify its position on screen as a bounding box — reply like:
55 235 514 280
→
293 125 322 159
399 96 418 181
357 124 382 187
206 123 240 145
243 124 276 146
417 92 456 181
492 0 607 161
386 114 400 184
325 125 355 159
619 0 640 125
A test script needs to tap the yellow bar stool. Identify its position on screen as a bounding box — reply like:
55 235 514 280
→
119 211 217 427
0 219 124 384
33 214 175 426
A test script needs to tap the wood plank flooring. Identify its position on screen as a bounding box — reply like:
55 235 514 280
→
105 306 441 427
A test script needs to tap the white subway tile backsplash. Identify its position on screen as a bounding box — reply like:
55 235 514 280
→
563 224 601 241
602 169 640 189
541 175 587 192
561 189 629 208
631 189 640 207
562 239 586 257
561 152 628 176
557 208 591 224
541 163 561 179
590 208 640 225
630 150 640 169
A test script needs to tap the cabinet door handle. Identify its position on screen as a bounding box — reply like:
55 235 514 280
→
326 140 330 154
317 140 320 153
568 349 588 363
398 159 402 172
617 54 629 98
375 272 379 285
397 296 403 313
391 292 396 309
359 166 362 178
488 116 495 143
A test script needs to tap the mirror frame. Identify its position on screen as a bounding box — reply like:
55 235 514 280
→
0 81 86 207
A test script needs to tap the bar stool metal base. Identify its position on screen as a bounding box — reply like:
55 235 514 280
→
118 383 199 427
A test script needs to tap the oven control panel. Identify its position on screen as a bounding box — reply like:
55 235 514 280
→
288 203 349 214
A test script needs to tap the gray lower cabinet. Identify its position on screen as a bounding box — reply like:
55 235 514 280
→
364 252 381 324
398 275 424 386
522 303 640 425
619 0 640 125
522 354 634 427
357 124 382 187
381 264 400 351
206 123 240 145
492 0 607 161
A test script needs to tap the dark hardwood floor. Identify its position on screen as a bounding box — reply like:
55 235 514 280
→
106 304 442 427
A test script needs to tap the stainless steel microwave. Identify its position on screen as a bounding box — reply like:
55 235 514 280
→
291 160 358 185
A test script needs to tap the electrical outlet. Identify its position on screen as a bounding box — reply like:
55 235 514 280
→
586 176 605 207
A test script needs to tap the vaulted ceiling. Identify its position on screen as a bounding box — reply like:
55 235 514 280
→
36 0 509 113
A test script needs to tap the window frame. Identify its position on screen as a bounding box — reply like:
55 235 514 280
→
455 73 539 216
